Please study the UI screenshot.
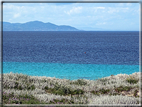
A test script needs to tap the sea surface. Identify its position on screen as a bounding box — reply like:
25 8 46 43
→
3 31 139 80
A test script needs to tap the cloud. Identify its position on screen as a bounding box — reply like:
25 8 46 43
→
126 3 132 6
96 22 106 25
3 3 139 31
117 3 124 6
93 7 105 13
13 13 20 18
3 4 24 10
95 7 105 9
107 7 129 14
64 6 82 15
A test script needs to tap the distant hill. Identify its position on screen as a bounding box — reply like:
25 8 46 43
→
3 21 79 31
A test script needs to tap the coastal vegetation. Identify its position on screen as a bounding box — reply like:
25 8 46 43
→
2 72 141 105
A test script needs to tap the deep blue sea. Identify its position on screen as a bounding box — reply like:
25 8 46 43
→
3 31 139 80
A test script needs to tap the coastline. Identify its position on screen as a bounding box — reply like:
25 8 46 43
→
3 61 139 80
3 72 141 105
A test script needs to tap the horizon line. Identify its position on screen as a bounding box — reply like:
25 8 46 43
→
2 21 139 31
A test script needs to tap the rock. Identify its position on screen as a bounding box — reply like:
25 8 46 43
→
127 94 134 97
121 91 126 95
137 91 140 97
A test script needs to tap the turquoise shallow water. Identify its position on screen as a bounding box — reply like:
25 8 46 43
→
3 62 139 80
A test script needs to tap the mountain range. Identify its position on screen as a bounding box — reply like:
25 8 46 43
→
3 21 79 31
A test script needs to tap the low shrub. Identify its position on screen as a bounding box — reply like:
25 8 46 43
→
91 88 110 95
41 79 48 83
49 97 87 104
45 85 84 96
98 78 108 83
4 81 35 90
49 98 71 104
90 95 139 104
14 82 22 90
109 92 120 96
71 79 87 85
134 89 138 97
99 88 110 94
126 77 139 84
91 90 100 96
3 92 46 104
27 84 35 90
115 86 132 92
71 89 84 95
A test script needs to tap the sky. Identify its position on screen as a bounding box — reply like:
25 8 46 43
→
3 3 140 31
